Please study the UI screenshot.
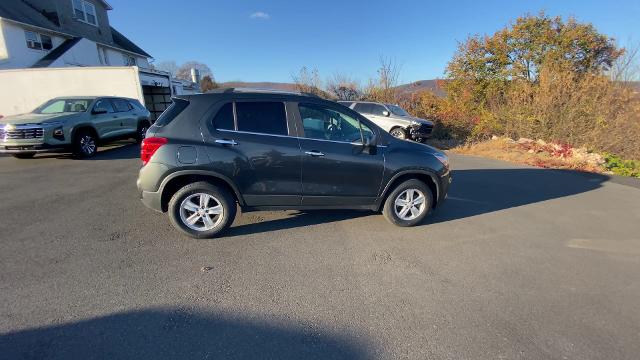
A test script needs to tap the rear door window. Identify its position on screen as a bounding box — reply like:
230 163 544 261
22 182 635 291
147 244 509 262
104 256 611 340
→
94 99 115 113
235 102 288 135
354 103 373 114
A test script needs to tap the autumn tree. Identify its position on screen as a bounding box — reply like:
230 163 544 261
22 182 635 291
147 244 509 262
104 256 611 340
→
292 66 327 97
364 57 401 103
199 75 218 92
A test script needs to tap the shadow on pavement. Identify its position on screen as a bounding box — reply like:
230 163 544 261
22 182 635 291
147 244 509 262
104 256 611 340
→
227 210 372 236
25 141 140 161
0 308 371 360
427 168 609 224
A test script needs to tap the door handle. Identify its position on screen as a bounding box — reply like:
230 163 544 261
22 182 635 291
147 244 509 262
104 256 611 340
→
305 150 325 157
215 139 238 146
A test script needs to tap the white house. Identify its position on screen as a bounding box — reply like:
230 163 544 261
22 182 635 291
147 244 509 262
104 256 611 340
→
0 0 152 69
0 0 199 119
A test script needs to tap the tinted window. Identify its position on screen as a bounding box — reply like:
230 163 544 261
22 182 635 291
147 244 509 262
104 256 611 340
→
129 100 146 111
338 101 353 108
94 99 114 113
155 98 189 127
360 121 375 141
353 103 370 113
236 102 287 135
299 104 363 143
112 99 132 112
213 103 234 130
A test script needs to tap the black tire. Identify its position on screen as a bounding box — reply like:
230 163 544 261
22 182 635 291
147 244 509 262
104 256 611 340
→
383 179 433 227
389 127 406 139
168 181 237 239
136 121 150 143
72 129 98 158
12 153 36 159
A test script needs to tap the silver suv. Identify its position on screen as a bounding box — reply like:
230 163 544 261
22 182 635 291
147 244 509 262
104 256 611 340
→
339 101 433 142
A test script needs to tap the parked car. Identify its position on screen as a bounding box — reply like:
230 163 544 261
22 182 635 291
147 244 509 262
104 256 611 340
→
338 101 434 142
137 88 451 239
0 96 151 158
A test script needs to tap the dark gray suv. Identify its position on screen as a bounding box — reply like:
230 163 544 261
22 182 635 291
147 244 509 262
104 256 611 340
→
137 89 451 238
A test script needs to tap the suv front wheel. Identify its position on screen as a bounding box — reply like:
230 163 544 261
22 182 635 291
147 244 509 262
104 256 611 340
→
168 182 237 239
383 179 433 227
72 129 98 158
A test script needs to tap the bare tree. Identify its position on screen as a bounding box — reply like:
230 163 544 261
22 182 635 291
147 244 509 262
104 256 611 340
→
291 66 324 96
610 41 640 82
364 56 401 103
326 73 361 100
176 61 213 82
154 60 178 76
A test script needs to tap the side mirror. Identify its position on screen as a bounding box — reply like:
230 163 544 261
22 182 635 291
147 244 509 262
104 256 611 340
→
92 107 107 115
382 111 390 117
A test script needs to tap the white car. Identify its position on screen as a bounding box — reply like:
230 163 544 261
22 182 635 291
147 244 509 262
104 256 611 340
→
338 101 433 142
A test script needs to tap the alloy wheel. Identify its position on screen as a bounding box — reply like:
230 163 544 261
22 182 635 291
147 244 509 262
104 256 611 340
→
80 135 96 155
394 189 426 221
179 193 224 231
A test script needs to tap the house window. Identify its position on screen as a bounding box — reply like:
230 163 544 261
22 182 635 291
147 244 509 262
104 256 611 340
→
25 31 53 51
123 54 137 66
72 0 98 26
25 31 41 50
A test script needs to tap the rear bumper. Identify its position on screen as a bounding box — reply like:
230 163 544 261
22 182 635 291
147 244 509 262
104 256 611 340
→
140 190 163 213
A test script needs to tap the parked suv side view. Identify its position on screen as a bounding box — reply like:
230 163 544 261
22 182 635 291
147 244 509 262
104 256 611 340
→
0 96 151 158
339 101 434 142
137 89 451 238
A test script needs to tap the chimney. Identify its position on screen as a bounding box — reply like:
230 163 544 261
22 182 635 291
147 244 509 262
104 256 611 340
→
190 68 201 84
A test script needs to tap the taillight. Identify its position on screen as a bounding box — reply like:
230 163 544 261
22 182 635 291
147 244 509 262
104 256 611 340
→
141 137 168 165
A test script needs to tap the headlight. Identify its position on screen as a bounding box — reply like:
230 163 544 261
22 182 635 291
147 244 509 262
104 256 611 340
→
433 153 449 169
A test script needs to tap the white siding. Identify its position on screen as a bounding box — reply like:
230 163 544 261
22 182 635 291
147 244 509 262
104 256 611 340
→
103 46 149 69
0 19 66 69
0 66 144 116
49 37 101 67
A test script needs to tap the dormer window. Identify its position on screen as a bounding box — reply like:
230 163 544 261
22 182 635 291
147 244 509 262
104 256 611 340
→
72 0 98 26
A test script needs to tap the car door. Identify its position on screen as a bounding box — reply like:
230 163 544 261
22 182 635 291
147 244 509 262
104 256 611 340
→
354 103 394 132
203 99 302 207
296 102 385 206
111 98 136 135
91 98 119 138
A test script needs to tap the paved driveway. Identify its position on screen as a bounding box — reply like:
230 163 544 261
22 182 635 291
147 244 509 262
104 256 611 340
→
1 142 639 359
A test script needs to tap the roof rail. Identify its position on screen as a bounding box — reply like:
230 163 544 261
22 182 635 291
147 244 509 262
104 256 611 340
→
210 87 319 97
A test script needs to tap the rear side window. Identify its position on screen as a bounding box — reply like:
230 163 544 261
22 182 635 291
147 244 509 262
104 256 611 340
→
213 103 234 130
235 102 287 135
112 98 132 112
128 99 146 111
155 98 189 127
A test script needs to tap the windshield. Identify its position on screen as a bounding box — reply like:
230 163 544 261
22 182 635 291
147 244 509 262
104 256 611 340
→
386 104 410 117
34 99 91 114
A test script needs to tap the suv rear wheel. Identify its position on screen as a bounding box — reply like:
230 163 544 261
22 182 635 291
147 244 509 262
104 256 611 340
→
72 129 98 158
383 179 433 227
168 181 236 239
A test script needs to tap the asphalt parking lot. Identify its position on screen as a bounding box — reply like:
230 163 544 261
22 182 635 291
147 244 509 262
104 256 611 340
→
1 141 639 359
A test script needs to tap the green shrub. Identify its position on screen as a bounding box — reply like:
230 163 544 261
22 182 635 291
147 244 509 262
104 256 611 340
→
603 153 640 178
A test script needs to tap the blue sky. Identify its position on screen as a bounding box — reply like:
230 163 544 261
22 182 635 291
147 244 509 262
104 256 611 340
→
108 0 639 84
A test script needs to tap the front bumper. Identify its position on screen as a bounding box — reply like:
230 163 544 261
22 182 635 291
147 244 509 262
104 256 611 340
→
408 123 434 140
0 143 67 154
437 170 452 205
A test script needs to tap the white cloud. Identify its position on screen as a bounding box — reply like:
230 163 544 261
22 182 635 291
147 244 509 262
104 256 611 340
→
250 12 270 20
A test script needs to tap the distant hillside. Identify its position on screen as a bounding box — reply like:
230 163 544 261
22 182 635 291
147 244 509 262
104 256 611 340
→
218 80 447 97
393 79 447 97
